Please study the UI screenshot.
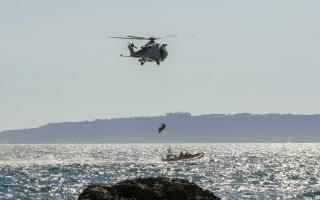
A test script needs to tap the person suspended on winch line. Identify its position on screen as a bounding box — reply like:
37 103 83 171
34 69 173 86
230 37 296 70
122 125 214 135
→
158 123 166 134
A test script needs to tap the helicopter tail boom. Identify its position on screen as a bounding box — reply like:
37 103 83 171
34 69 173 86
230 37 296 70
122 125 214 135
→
127 42 136 56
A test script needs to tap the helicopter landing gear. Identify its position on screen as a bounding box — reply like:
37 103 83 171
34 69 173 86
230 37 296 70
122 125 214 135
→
156 61 160 65
139 59 145 66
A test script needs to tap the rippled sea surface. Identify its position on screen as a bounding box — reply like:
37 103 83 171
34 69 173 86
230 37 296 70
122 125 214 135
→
1 144 320 199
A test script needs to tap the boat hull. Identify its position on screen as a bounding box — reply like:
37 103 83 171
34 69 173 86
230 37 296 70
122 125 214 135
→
161 152 204 162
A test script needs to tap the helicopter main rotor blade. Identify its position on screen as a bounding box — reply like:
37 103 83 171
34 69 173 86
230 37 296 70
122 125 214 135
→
109 34 179 40
126 35 151 40
127 35 179 40
108 36 136 39
155 34 179 40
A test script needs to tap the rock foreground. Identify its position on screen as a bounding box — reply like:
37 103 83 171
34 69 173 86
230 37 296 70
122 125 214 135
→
78 177 220 200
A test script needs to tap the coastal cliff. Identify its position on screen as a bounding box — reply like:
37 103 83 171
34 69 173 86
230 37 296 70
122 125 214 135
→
2 112 320 143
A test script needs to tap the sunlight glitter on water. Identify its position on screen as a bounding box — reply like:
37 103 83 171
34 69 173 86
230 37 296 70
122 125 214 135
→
1 144 320 199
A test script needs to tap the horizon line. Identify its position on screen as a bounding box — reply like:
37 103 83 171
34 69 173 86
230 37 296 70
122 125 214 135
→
2 112 320 133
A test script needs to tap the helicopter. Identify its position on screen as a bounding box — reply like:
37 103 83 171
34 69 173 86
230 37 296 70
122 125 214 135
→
109 35 178 65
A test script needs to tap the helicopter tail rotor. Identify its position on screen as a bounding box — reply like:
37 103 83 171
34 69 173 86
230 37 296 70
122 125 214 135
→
130 42 137 49
127 42 136 55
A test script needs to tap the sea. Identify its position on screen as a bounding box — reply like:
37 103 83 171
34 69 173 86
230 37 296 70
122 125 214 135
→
0 144 320 200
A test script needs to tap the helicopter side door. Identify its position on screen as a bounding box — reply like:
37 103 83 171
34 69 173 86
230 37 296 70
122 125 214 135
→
149 44 161 61
142 45 160 62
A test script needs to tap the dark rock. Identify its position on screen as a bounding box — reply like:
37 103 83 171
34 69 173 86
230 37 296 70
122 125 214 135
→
78 184 112 200
78 177 220 200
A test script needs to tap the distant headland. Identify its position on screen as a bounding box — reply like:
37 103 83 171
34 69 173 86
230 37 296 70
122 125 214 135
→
1 112 320 143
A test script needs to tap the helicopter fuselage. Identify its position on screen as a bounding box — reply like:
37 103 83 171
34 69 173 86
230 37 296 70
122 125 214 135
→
127 43 168 65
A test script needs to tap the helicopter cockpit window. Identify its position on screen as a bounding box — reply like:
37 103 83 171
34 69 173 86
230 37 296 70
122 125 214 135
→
160 49 164 58
160 48 167 59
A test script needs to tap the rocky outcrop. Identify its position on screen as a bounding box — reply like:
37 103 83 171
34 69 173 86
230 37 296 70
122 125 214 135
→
78 177 220 200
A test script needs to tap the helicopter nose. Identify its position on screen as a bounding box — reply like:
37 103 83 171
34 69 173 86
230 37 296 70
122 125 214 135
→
163 50 168 59
160 44 168 60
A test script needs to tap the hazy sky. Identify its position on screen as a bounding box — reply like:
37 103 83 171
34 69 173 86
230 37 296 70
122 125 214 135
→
1 0 320 131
